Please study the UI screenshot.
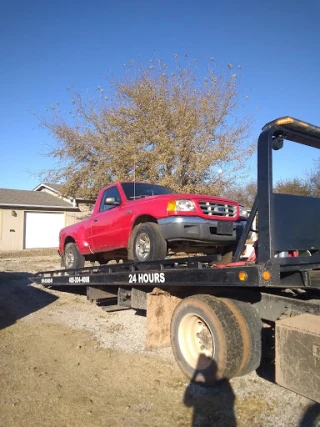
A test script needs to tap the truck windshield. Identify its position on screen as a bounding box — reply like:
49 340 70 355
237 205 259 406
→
121 182 175 200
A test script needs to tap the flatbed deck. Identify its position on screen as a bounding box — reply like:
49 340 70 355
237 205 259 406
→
33 254 320 290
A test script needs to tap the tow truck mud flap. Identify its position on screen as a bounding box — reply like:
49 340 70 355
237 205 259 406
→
275 313 320 403
145 288 181 350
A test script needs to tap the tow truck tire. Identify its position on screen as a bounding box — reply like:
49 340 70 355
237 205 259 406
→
130 222 167 262
220 298 262 376
64 242 85 269
170 294 244 385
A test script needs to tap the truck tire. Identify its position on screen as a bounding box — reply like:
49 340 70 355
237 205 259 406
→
170 294 244 385
130 222 167 262
64 242 85 269
220 298 262 376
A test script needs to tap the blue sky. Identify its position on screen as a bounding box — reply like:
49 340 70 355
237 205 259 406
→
1 0 319 190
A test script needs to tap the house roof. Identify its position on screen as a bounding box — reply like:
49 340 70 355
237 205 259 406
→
33 183 62 194
44 183 62 192
0 188 78 210
33 183 95 202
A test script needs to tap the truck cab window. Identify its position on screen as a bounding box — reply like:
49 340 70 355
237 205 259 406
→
99 187 122 212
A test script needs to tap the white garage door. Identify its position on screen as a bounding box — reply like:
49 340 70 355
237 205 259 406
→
24 212 65 249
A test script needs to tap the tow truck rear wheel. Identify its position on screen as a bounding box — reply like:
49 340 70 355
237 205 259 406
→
220 298 262 376
64 242 85 269
170 294 244 385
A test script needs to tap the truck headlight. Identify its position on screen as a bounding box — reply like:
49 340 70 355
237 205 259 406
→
167 200 196 212
239 206 249 219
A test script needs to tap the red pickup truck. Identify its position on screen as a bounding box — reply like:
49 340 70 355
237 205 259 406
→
59 182 248 269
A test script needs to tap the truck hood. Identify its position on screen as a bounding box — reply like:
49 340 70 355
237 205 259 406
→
127 193 240 205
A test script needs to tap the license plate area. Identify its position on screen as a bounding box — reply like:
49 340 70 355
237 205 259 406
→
217 221 234 235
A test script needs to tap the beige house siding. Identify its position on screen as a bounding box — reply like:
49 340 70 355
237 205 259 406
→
65 203 94 226
0 185 95 251
0 209 91 251
65 211 87 226
0 209 78 251
77 202 94 218
0 208 25 251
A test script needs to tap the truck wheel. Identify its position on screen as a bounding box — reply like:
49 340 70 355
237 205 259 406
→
131 222 167 262
220 298 262 376
64 242 85 269
170 294 244 385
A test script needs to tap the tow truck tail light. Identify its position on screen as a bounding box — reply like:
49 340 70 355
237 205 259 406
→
262 271 271 281
275 117 294 126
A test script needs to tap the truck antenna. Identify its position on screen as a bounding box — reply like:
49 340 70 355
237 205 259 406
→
133 155 136 200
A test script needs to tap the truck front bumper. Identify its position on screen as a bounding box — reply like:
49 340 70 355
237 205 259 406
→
158 216 247 245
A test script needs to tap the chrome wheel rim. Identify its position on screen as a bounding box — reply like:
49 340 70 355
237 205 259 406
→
178 314 214 370
135 233 151 261
65 248 74 268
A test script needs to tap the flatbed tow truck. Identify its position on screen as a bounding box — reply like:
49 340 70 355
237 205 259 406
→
33 117 320 402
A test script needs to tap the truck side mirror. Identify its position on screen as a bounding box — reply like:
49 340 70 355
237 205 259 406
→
105 197 120 206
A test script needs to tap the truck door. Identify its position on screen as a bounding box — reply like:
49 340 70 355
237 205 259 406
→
89 186 129 252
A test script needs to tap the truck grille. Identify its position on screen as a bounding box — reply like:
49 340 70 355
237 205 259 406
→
198 201 237 217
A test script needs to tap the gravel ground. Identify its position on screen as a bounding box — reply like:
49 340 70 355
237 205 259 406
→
0 251 319 427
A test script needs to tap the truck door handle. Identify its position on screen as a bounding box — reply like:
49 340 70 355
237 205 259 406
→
93 218 98 222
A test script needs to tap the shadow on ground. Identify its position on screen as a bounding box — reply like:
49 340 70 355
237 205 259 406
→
184 380 236 427
256 325 276 383
0 272 58 331
299 402 320 427
183 356 236 427
49 285 87 295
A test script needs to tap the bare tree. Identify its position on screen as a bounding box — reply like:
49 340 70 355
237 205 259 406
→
274 159 319 197
223 180 257 209
274 178 311 197
306 158 320 197
221 158 319 209
40 57 254 198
